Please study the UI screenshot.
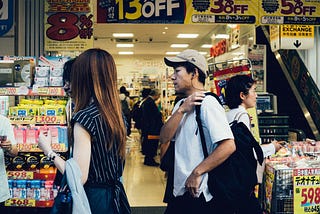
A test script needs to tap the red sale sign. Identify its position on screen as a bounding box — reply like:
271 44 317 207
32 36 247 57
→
44 1 94 51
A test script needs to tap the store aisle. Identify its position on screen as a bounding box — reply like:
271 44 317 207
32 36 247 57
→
123 130 167 208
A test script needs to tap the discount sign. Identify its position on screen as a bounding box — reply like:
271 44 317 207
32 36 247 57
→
44 1 94 51
294 168 320 213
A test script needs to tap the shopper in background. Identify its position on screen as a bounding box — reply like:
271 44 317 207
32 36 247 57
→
225 74 282 214
0 115 18 213
119 86 132 136
160 49 235 213
38 48 131 214
140 88 163 166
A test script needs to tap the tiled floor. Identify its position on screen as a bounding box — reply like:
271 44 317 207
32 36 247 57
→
123 130 167 207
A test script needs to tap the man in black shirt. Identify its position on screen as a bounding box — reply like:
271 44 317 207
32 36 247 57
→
140 88 163 166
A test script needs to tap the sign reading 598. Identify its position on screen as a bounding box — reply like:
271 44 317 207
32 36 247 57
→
101 0 185 23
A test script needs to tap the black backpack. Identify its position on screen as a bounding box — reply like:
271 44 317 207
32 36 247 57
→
195 92 264 205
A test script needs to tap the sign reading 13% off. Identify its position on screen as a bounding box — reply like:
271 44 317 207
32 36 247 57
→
294 168 320 213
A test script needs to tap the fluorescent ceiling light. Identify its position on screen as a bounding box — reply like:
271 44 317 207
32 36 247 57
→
112 33 134 38
166 52 180 55
215 34 229 39
170 44 189 48
201 44 212 48
177 34 199 38
116 44 134 48
118 51 134 55
227 24 238 28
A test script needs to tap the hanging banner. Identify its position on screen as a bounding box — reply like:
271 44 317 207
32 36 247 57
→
185 0 257 24
97 0 258 24
259 0 320 25
0 0 13 36
97 0 185 23
293 168 320 214
44 1 94 51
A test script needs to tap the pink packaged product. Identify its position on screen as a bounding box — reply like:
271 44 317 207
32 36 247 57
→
26 128 38 144
49 126 59 144
14 126 26 144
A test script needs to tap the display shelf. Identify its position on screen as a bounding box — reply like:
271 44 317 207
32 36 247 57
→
5 171 57 208
0 86 66 96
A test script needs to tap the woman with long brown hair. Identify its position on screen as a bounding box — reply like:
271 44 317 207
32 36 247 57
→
39 48 131 213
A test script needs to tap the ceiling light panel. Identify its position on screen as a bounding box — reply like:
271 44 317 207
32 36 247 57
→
118 51 134 55
166 52 181 55
170 44 189 48
215 34 230 39
177 34 199 38
113 33 134 38
116 44 134 48
201 44 212 48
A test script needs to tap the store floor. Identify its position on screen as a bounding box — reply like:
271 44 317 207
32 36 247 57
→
123 130 167 212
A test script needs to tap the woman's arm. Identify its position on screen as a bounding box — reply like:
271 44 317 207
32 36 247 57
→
38 123 91 184
73 122 91 184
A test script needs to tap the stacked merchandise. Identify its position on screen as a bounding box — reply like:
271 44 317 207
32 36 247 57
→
0 56 71 208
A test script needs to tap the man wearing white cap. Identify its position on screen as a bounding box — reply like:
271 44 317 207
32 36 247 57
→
160 49 236 213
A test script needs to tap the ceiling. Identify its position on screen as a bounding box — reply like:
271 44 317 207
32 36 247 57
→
93 23 231 56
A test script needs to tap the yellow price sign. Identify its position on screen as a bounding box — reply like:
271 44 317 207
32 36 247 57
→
7 171 34 179
294 168 320 213
5 198 36 207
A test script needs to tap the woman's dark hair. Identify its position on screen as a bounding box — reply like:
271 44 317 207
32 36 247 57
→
225 75 255 109
71 48 127 159
141 88 151 98
120 86 127 94
62 58 76 84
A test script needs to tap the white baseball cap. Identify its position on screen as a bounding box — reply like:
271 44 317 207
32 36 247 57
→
164 49 208 77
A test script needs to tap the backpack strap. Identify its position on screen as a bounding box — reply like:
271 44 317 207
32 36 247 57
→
195 92 221 158
195 105 208 158
233 112 248 122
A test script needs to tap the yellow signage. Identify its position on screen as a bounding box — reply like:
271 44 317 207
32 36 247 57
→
184 0 258 24
259 0 320 25
280 25 314 49
281 25 314 38
293 168 320 213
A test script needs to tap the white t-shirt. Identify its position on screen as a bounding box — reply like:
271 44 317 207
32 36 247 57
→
172 95 234 202
0 114 16 202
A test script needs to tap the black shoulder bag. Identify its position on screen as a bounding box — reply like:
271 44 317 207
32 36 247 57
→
50 148 73 214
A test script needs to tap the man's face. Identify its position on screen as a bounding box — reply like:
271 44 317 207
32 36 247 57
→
170 66 193 94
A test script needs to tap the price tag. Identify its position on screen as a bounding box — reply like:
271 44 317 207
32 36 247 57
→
17 143 41 152
294 168 320 213
5 198 36 207
7 171 34 179
34 115 66 124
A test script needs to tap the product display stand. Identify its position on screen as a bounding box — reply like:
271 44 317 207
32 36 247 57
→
0 86 69 209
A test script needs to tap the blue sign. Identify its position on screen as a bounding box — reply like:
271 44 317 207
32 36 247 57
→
0 0 13 36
